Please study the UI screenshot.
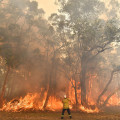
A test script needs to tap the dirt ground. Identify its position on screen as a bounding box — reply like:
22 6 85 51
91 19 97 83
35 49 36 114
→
0 111 120 120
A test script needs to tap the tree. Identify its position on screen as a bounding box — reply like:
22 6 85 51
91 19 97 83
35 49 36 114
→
0 0 46 107
50 0 120 107
0 0 64 109
97 66 120 107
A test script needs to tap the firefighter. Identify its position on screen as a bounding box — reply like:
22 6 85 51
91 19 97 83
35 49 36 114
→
61 95 72 119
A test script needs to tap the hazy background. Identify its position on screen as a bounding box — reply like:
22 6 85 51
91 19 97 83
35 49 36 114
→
36 0 58 18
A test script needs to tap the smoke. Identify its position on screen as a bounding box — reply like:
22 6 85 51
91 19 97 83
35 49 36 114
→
0 0 120 109
10 0 29 9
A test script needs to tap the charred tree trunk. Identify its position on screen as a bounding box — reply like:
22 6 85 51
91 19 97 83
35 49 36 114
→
42 48 50 109
80 55 87 106
80 69 87 106
75 79 78 106
71 76 78 108
43 77 52 109
97 71 114 104
43 53 56 109
0 67 10 107
72 75 78 106
43 66 55 109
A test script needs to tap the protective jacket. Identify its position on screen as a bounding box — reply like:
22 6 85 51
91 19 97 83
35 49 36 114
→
62 98 70 109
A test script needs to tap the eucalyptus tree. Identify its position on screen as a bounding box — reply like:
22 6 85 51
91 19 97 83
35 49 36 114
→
0 0 47 107
50 0 120 107
0 0 64 109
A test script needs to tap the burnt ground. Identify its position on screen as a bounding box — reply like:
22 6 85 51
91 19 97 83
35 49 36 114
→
0 110 120 120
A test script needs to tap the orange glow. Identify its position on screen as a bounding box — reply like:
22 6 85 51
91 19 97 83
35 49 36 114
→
107 94 120 106
68 79 99 113
79 105 99 113
0 92 63 112
0 93 44 112
87 74 98 105
0 76 120 113
46 96 63 111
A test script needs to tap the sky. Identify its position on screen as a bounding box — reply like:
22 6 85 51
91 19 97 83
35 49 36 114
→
36 0 109 19
36 0 108 19
36 0 58 18
36 0 120 19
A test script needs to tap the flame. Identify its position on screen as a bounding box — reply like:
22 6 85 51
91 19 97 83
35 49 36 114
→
0 92 63 112
46 96 63 111
68 79 99 113
107 94 120 106
1 75 119 113
0 93 43 112
79 105 99 113
68 79 81 104
0 92 99 113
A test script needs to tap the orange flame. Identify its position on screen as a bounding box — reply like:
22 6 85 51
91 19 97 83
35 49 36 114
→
79 105 99 113
1 76 119 113
0 92 63 112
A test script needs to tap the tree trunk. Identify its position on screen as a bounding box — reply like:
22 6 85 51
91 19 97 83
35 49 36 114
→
43 53 56 109
97 71 114 104
43 64 56 109
71 76 78 110
80 69 87 106
80 56 87 106
74 79 78 106
42 73 52 109
0 67 10 107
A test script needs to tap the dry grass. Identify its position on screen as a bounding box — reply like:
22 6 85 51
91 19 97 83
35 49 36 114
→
0 111 120 120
